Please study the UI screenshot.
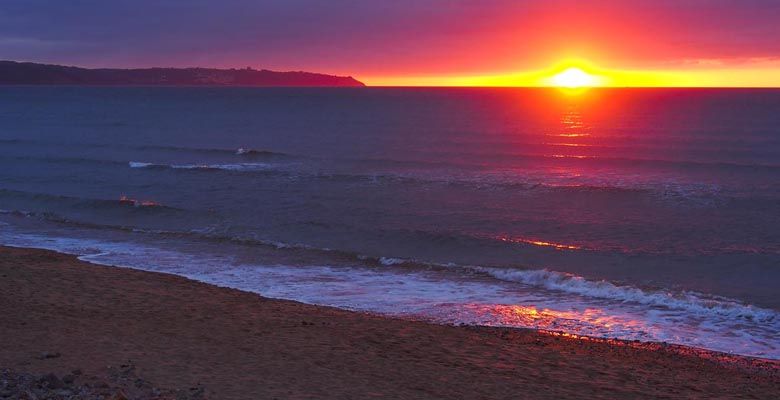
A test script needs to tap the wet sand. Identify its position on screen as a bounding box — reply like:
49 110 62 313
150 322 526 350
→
1 245 778 399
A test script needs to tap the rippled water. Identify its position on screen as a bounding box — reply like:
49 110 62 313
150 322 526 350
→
1 87 778 358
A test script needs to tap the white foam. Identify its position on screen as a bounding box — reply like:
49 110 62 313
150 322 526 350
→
129 161 275 171
472 267 776 322
128 161 155 168
0 227 778 359
379 257 407 266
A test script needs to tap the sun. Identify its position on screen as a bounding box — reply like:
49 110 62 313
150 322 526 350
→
549 67 599 88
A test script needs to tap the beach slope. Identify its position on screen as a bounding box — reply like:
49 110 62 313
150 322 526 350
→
0 246 777 399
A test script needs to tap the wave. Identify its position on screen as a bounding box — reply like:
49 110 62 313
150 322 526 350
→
0 154 744 207
0 209 165 234
0 138 26 144
0 154 127 167
3 153 291 176
137 145 291 158
0 185 756 261
124 158 730 200
378 257 408 266
0 137 291 158
570 155 780 171
127 161 157 168
471 267 776 322
0 150 761 204
128 161 279 172
2 185 772 260
118 195 164 208
0 189 179 212
368 253 778 323
6 135 779 171
404 148 780 171
4 135 780 171
5 214 776 328
331 250 780 323
2 223 778 360
235 147 285 157
0 206 326 254
1 205 776 324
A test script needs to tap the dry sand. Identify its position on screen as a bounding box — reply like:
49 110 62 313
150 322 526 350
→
1 245 778 399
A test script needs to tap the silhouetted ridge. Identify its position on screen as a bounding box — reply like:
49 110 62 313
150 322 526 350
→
0 60 365 87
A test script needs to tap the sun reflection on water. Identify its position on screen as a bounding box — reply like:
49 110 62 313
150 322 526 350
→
548 142 594 147
560 108 585 130
460 303 649 340
543 104 595 159
497 235 582 250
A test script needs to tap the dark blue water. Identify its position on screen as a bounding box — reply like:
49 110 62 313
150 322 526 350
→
1 87 779 358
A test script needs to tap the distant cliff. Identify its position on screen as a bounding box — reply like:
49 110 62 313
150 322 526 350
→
0 61 365 87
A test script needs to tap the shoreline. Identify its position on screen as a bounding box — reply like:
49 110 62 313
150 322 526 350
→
1 245 778 398
2 236 777 362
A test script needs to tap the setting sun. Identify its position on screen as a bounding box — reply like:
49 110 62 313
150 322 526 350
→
549 67 600 88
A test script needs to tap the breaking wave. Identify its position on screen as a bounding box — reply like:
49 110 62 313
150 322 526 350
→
0 138 290 158
471 266 777 322
1 216 778 359
367 252 778 323
1 206 777 335
129 161 279 172
5 202 774 326
0 189 179 212
124 159 733 203
136 145 291 158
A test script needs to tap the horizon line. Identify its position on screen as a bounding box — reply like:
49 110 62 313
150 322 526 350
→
5 60 780 89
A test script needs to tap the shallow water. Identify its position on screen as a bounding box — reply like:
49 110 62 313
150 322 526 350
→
1 87 779 358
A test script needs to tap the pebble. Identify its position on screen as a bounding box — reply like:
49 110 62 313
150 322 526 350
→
62 374 75 384
37 372 64 389
0 368 206 399
37 351 61 360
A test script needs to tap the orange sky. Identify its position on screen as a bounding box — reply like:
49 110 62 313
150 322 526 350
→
350 2 780 87
364 59 780 87
354 2 780 87
3 1 780 87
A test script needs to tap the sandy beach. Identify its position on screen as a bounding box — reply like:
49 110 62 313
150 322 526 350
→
1 245 778 399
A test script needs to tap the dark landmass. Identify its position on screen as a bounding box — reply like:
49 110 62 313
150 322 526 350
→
0 60 365 86
1 246 778 399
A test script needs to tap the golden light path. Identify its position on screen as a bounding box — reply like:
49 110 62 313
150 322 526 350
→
497 235 582 250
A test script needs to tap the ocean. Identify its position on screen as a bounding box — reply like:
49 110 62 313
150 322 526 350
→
1 87 778 359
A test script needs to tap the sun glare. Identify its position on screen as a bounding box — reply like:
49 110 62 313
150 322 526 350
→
549 67 599 88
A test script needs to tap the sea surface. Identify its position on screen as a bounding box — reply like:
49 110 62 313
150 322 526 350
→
1 87 779 359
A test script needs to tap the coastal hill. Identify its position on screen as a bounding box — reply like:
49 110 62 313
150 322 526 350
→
0 60 365 86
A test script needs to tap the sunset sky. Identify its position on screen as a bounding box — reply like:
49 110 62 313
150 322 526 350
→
2 0 779 86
